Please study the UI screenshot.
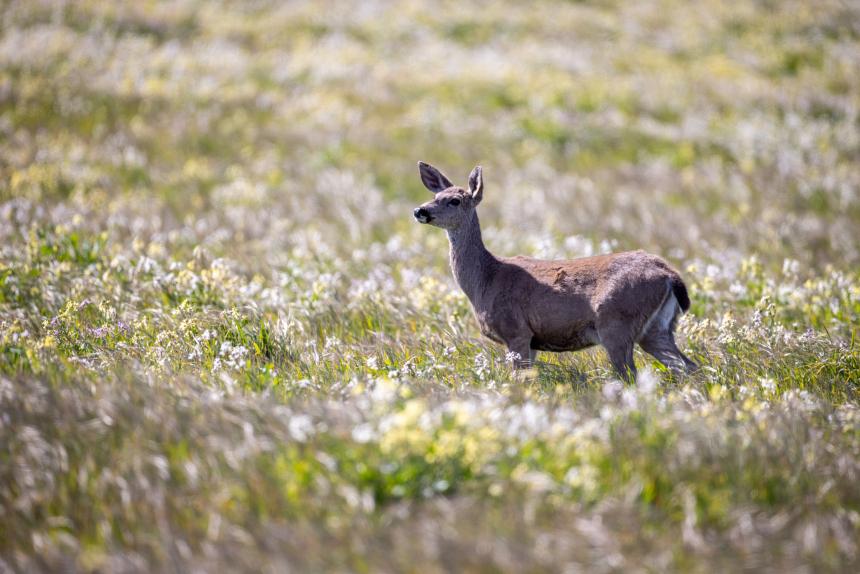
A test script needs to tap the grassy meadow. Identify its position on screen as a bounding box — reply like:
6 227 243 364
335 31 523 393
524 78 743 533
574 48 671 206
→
1 0 860 571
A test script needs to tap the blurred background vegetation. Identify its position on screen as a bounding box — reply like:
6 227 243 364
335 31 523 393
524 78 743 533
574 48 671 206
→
3 0 859 269
1 0 859 572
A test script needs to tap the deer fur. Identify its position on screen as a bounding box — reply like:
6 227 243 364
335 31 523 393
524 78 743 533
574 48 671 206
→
413 161 698 380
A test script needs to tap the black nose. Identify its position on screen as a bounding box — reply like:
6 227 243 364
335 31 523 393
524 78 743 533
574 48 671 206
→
414 207 428 219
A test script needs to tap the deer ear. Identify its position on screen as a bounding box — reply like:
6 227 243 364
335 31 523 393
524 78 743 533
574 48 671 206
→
418 161 454 194
468 165 483 204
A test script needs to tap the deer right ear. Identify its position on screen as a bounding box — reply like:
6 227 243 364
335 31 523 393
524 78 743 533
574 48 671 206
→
468 165 483 204
418 161 454 194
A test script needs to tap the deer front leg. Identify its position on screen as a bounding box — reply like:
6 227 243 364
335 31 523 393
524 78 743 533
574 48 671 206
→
504 335 534 369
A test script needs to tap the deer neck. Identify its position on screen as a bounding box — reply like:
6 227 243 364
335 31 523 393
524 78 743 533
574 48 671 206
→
446 212 495 304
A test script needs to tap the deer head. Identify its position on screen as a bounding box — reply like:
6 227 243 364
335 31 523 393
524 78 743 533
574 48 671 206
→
413 161 483 230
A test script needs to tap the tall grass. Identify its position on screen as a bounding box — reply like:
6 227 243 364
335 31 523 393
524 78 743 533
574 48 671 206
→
1 0 859 571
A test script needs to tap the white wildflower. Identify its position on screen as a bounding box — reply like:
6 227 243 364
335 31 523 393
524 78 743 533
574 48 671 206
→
602 380 623 401
636 368 659 395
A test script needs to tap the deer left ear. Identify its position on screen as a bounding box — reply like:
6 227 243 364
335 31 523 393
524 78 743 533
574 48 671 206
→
468 165 483 204
418 161 454 194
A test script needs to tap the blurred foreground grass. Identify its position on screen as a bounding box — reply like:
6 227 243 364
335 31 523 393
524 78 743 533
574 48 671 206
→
1 0 859 572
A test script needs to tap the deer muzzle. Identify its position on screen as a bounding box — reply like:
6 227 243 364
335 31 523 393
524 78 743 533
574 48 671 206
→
413 207 432 223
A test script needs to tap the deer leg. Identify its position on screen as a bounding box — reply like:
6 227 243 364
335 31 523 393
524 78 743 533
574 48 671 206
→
639 330 698 374
603 342 637 381
597 320 637 381
504 336 534 369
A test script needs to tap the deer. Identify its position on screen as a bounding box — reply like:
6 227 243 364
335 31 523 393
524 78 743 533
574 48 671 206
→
412 161 698 381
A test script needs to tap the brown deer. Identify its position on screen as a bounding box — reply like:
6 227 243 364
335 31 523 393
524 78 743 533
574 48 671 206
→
413 161 698 380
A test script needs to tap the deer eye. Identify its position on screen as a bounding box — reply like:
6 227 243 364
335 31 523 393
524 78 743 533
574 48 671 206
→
449 198 461 207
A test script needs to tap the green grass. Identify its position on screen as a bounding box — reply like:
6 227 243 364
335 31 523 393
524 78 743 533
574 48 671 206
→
1 0 859 571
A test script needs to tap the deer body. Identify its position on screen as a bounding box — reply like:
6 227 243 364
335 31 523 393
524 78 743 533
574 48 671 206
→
414 162 697 379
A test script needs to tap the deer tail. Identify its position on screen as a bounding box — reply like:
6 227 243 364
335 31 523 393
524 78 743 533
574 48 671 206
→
671 276 691 313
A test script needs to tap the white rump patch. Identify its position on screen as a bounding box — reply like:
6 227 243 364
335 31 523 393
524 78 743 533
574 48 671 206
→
638 283 680 341
654 292 680 331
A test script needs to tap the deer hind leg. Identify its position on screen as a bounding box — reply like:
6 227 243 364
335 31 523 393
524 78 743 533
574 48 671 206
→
604 341 636 381
597 320 637 381
639 329 698 374
638 290 698 374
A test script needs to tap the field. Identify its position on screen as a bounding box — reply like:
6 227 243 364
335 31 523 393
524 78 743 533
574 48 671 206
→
1 0 859 571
